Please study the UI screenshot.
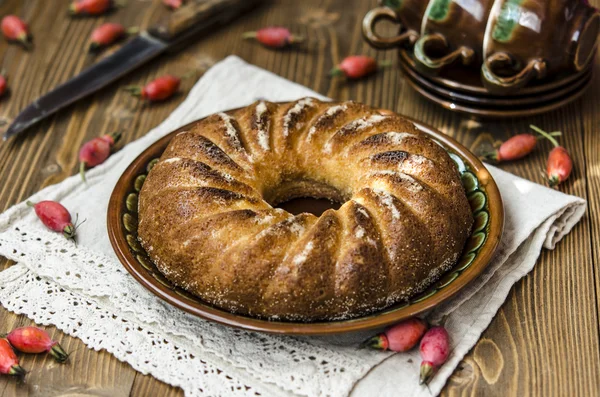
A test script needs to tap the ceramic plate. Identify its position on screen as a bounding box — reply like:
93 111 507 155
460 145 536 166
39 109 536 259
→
107 111 504 335
398 49 593 97
399 59 593 107
401 68 592 119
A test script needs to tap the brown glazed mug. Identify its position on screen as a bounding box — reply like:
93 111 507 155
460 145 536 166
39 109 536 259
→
414 0 496 74
482 0 600 93
362 0 428 49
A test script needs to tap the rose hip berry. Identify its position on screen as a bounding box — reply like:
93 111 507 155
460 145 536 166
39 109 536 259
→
482 126 562 164
546 146 573 187
530 125 573 187
242 26 304 48
27 200 81 241
124 75 181 102
163 0 184 9
419 326 450 385
79 131 121 181
1 15 31 49
362 318 428 352
483 134 537 163
69 0 117 16
330 56 391 79
7 327 69 363
89 23 137 52
0 338 26 377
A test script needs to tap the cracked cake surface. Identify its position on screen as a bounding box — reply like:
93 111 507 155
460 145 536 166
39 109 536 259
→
137 98 474 321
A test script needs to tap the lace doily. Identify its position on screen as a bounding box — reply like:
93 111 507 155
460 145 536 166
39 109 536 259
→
0 222 390 397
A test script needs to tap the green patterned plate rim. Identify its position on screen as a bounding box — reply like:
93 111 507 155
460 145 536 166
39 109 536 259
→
107 108 504 335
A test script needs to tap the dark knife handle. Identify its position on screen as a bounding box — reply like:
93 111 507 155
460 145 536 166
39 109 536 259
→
149 0 260 44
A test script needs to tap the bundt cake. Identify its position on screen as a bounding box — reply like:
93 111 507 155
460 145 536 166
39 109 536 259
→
137 98 474 321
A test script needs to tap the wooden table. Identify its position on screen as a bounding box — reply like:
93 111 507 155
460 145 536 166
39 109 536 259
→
1 0 599 395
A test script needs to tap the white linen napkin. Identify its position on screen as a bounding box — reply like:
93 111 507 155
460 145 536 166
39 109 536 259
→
0 56 586 397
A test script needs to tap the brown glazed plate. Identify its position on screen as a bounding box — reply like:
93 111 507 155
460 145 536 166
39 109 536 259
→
401 68 592 119
398 49 593 98
108 109 504 335
399 59 593 108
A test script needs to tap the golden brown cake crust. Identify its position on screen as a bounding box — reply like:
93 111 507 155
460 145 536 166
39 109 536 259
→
137 98 474 321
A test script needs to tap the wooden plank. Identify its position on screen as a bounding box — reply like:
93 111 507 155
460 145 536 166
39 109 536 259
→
0 0 599 396
0 0 171 395
582 4 600 396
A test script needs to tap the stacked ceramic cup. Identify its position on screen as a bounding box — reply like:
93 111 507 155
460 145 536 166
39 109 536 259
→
363 0 600 118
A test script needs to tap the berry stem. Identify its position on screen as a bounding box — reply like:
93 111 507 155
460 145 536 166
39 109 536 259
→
50 344 69 363
109 130 122 144
359 334 389 350
329 67 345 77
123 85 141 96
419 362 434 385
241 31 257 40
530 125 560 147
8 364 26 377
80 162 87 182
287 34 304 44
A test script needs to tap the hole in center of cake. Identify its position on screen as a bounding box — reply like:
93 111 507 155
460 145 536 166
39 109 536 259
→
266 179 344 217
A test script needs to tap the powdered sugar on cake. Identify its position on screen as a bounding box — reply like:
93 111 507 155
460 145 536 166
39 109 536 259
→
384 131 415 145
368 170 424 193
409 154 433 166
292 241 314 265
356 206 370 218
283 98 314 137
374 190 401 220
306 104 347 141
254 101 270 151
218 113 249 157
323 114 388 153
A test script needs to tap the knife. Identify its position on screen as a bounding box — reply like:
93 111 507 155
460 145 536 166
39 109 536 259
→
3 0 261 141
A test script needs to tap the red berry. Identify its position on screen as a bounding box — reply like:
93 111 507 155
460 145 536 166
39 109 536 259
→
330 56 390 79
242 26 304 48
482 125 563 164
89 23 134 52
547 146 572 187
163 0 183 9
497 134 537 162
529 125 572 187
125 75 181 102
0 339 26 377
1 15 30 48
79 132 121 181
27 200 78 240
142 75 180 100
69 0 114 15
80 138 110 167
362 318 428 352
0 74 7 97
419 326 450 385
7 327 69 363
483 134 538 163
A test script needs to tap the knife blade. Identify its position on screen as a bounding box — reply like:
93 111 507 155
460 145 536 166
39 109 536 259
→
4 0 261 141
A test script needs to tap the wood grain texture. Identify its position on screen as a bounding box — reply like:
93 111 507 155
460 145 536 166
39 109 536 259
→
0 0 599 396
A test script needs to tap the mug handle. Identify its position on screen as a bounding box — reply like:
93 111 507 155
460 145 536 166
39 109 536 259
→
481 52 547 94
414 33 475 74
362 7 419 49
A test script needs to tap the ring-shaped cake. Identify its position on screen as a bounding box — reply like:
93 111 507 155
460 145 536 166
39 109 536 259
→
138 98 474 321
